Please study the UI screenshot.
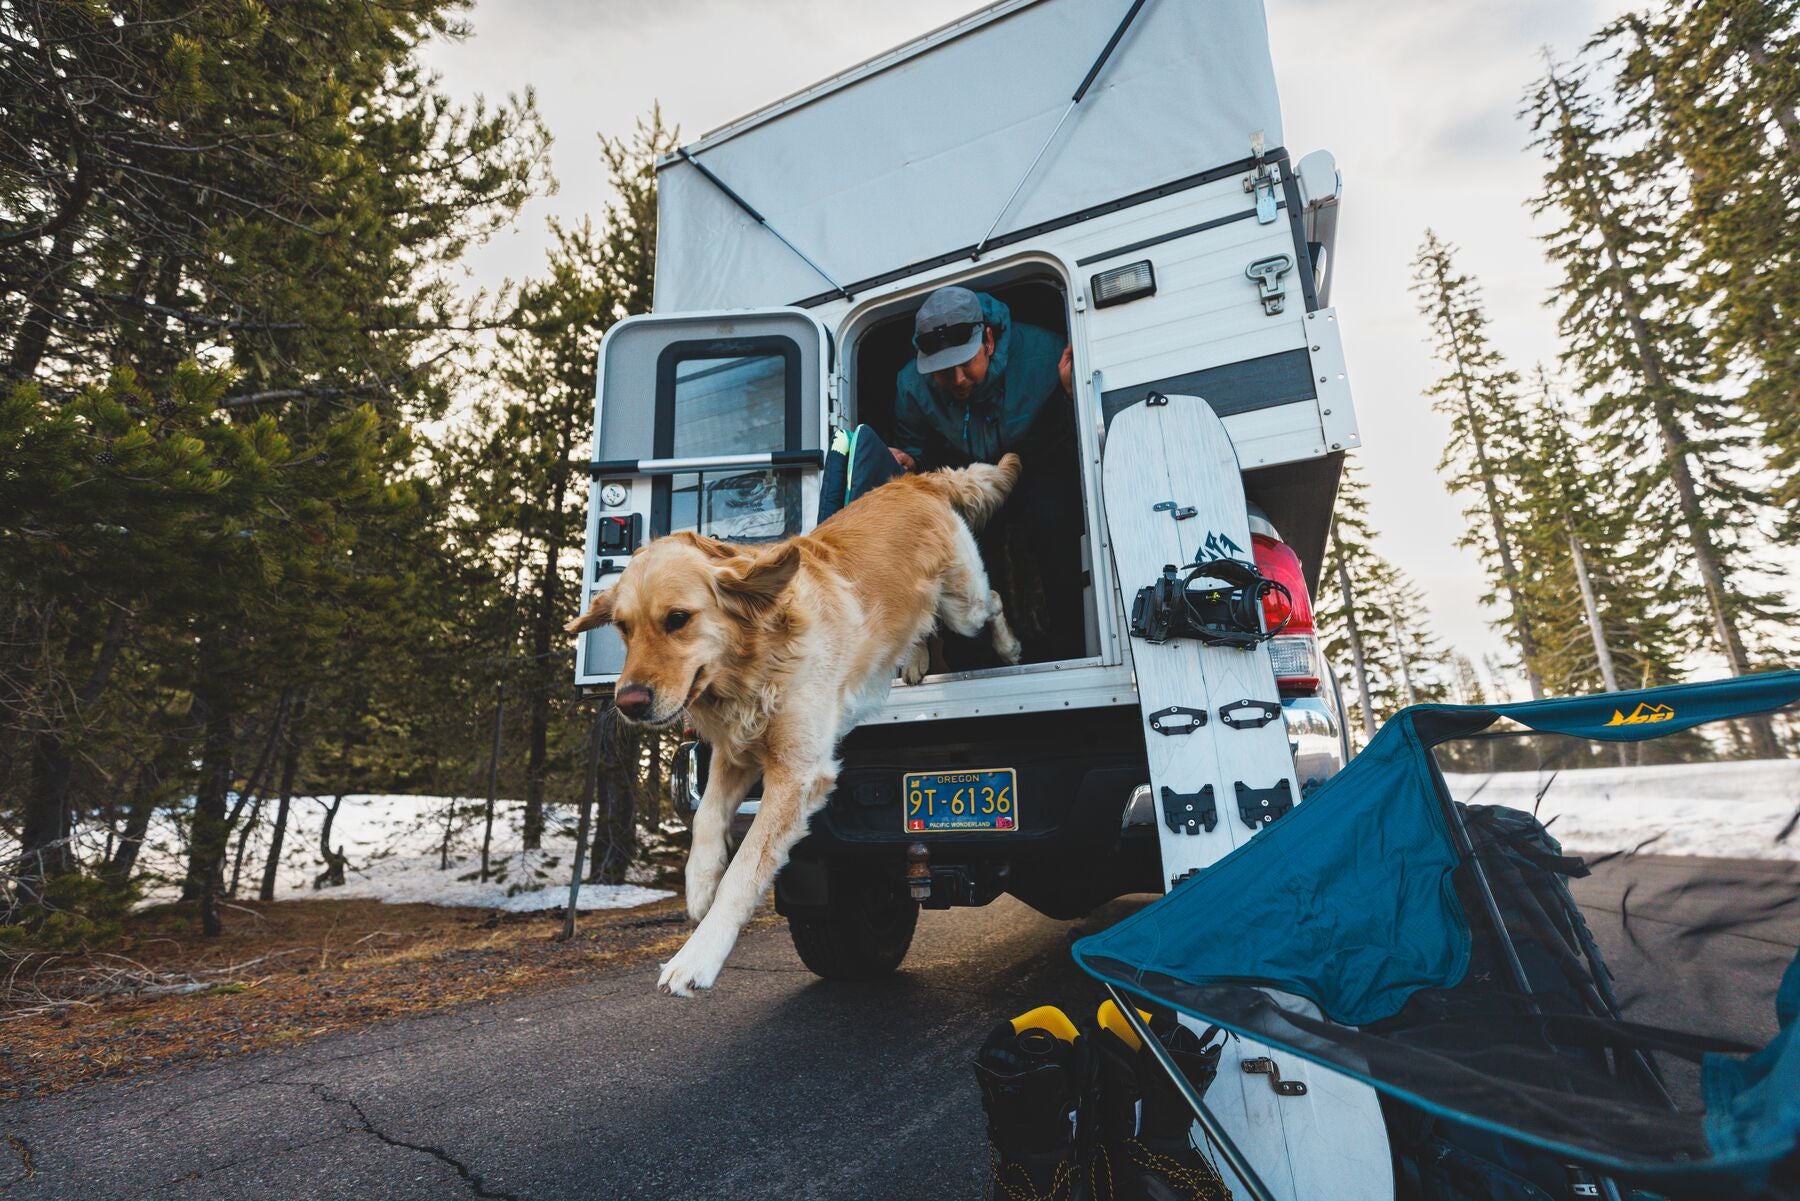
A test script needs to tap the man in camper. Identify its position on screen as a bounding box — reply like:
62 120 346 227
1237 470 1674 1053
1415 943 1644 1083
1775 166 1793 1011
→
891 285 1071 472
891 285 1083 663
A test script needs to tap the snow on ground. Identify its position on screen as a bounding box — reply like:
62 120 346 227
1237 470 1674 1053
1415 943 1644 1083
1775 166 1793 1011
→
130 795 674 912
42 760 1798 915
1442 759 1800 861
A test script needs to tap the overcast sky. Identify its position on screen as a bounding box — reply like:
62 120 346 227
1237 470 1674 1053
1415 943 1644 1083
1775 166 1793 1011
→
420 0 1634 694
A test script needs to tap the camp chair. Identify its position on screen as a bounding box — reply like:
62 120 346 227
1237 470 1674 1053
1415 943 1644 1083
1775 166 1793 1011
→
1076 671 1800 1201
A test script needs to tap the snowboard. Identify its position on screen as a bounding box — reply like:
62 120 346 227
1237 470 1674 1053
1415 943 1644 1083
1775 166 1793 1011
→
1102 392 1393 1201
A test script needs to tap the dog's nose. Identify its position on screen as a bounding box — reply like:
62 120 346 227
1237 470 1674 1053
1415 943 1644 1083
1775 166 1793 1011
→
615 683 653 720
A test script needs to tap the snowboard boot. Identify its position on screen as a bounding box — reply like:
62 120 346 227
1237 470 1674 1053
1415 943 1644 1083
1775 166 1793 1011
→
973 1005 1094 1201
1090 1000 1231 1201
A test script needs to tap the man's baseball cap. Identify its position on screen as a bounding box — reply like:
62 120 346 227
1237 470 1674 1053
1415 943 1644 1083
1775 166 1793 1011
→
913 286 986 374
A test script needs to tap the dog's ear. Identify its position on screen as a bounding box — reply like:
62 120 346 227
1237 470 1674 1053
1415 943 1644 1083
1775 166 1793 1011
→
716 542 801 614
668 530 738 562
565 586 615 634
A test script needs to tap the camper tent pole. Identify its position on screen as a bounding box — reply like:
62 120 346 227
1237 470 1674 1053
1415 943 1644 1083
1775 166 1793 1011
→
675 148 852 300
972 0 1153 258
1103 983 1277 1201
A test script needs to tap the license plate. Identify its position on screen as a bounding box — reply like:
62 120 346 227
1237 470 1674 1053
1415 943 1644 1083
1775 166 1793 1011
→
902 768 1018 833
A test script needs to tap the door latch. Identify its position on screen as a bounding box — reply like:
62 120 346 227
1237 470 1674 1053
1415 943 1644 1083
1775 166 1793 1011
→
1244 132 1279 224
1243 1056 1307 1096
1245 255 1293 316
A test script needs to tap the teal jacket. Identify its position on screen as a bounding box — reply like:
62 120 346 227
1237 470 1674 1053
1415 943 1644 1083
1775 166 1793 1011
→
893 293 1065 468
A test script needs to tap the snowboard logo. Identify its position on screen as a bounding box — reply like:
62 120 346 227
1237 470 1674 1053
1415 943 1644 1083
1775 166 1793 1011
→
1200 530 1244 560
1605 702 1674 726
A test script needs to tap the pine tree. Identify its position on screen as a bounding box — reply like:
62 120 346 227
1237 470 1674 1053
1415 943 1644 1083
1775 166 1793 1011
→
1526 57 1784 756
1450 653 1487 706
1318 464 1453 735
1509 368 1686 697
2 364 234 885
1 2 551 931
1320 467 1384 739
1411 231 1544 699
1603 1 1800 520
455 113 674 850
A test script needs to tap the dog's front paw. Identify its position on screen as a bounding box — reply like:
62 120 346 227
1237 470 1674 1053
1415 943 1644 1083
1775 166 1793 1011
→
657 934 727 997
899 641 930 686
995 631 1022 665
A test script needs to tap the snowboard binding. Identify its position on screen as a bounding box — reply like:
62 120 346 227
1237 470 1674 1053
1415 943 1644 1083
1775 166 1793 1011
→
1129 558 1290 650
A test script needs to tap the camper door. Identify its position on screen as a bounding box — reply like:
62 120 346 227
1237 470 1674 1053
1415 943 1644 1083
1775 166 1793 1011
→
573 309 832 689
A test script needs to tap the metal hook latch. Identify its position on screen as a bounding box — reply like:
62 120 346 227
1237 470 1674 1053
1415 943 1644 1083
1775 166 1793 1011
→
1242 1056 1308 1096
1245 255 1293 315
1244 132 1278 224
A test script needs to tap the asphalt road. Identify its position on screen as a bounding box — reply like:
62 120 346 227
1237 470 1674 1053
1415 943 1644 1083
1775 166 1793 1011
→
2 855 1794 1201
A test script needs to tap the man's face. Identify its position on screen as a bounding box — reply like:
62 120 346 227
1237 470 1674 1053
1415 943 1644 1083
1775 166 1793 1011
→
932 326 996 401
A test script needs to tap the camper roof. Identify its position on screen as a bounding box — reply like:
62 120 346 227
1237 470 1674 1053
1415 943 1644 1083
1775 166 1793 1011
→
654 0 1287 312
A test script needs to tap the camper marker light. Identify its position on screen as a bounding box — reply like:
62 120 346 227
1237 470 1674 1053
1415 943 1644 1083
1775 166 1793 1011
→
1091 260 1156 308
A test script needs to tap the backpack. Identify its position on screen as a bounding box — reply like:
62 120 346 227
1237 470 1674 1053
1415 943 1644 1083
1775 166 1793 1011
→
1383 804 1669 1201
817 424 907 524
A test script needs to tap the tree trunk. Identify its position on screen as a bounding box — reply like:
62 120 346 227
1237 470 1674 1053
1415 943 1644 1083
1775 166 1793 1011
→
1566 525 1620 693
644 733 665 831
1428 255 1544 700
1556 93 1781 758
1388 606 1419 709
20 731 76 883
480 683 505 881
482 537 533 876
440 801 457 872
107 251 159 368
185 663 235 936
226 690 290 898
6 224 77 380
259 696 307 901
313 794 348 889
523 402 583 851
1331 520 1378 740
19 608 130 886
105 763 161 887
561 705 607 940
523 659 549 851
227 795 262 898
591 718 636 886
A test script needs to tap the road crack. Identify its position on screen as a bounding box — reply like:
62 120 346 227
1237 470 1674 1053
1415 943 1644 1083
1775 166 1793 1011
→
3 1133 35 1185
303 1083 521 1200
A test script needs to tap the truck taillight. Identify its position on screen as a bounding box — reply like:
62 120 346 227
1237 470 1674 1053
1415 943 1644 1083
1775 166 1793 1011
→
1252 533 1319 695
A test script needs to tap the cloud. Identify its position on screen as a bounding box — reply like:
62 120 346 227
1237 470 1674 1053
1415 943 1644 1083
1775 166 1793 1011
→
1427 105 1531 162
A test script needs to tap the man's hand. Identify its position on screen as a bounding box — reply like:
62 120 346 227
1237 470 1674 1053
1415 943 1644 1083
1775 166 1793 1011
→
1058 345 1073 396
890 447 917 471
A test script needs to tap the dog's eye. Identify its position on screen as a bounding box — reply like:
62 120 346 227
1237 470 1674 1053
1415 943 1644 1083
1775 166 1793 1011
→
664 610 690 633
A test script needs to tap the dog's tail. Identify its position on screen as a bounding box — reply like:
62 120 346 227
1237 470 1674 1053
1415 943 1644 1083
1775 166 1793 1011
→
927 453 1021 531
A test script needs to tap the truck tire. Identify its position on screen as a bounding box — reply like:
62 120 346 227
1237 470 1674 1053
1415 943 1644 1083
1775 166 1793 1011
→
785 873 919 981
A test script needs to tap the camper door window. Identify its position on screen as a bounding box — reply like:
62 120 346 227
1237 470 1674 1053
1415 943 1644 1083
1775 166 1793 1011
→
670 353 786 456
651 336 807 543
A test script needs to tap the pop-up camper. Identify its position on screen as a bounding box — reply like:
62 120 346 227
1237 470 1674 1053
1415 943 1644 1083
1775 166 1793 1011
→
575 4 1390 1193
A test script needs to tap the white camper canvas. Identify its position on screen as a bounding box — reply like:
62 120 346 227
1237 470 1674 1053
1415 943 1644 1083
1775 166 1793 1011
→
654 0 1286 311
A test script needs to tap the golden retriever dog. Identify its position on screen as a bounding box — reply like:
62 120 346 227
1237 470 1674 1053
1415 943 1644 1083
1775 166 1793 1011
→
566 454 1023 996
